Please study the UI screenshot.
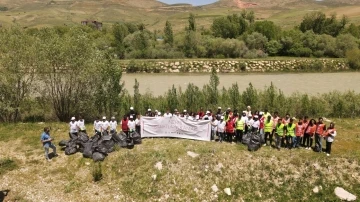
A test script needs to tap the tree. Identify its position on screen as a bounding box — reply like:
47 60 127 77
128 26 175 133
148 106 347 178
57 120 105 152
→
253 21 281 40
183 30 197 57
0 26 37 122
133 79 141 112
245 32 268 51
112 23 129 59
228 83 241 110
188 13 196 31
346 48 360 70
242 83 258 108
266 40 282 56
345 23 360 39
208 67 220 105
211 14 248 39
164 20 174 46
37 27 102 121
166 85 178 111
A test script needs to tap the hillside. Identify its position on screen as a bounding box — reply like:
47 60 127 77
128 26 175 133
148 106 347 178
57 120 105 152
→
0 0 359 30
0 118 359 201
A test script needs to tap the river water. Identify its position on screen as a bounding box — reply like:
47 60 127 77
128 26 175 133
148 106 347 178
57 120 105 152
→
122 72 359 96
158 0 218 6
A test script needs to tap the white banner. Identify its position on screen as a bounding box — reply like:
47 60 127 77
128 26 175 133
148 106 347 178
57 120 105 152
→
141 116 211 141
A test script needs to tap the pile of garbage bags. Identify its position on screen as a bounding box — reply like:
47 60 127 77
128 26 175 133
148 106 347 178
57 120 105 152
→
242 131 265 152
59 131 142 162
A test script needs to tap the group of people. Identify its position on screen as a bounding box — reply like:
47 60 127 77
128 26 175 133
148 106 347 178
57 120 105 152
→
40 105 337 161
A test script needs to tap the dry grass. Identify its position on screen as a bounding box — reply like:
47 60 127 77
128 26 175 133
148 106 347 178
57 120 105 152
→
0 118 359 201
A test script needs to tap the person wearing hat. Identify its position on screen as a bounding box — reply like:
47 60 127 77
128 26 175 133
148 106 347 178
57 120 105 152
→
245 114 254 134
127 115 136 137
120 115 129 136
182 110 188 118
101 116 110 135
77 116 86 133
173 109 179 117
145 108 153 117
93 117 102 136
217 116 226 143
40 127 58 161
252 115 260 132
128 106 136 119
164 109 172 118
109 116 117 134
69 116 79 139
216 107 222 120
154 110 160 117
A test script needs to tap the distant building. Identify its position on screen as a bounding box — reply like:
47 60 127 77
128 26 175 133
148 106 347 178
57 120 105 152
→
81 20 102 30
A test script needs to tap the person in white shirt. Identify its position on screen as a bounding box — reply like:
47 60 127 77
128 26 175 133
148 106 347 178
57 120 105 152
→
93 117 102 136
211 117 219 141
245 115 254 133
127 115 136 134
69 117 78 139
135 114 141 134
109 116 117 134
164 109 172 118
217 116 226 143
246 106 252 117
77 116 86 133
252 115 260 132
101 116 110 135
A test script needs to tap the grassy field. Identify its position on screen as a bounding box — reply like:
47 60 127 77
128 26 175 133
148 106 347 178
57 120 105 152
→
0 118 359 201
0 0 359 31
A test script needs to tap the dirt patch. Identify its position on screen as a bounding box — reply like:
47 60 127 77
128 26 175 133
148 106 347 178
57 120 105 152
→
233 0 258 8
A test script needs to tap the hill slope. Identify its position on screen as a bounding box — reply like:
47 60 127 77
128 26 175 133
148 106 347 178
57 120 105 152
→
0 0 359 30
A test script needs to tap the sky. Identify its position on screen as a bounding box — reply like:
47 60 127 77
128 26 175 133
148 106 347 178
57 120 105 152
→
158 0 218 6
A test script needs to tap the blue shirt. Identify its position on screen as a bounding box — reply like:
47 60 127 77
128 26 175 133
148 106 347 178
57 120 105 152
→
40 132 51 147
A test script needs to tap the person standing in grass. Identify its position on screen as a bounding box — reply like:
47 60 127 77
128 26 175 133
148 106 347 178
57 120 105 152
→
264 115 273 146
109 116 117 134
120 115 129 137
275 117 286 150
77 116 86 133
225 114 235 143
93 117 102 136
301 116 309 146
315 118 326 152
217 116 226 143
303 119 316 150
69 117 78 139
41 127 57 161
101 116 110 135
271 111 279 143
295 119 304 148
286 118 296 149
211 116 219 141
235 114 245 143
324 122 336 156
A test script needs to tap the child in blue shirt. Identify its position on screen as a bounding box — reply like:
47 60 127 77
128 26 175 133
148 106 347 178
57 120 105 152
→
40 127 57 161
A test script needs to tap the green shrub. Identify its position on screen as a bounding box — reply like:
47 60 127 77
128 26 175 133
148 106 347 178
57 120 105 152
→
346 48 360 70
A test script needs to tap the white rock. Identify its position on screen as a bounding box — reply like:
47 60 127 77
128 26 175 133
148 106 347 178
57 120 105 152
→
187 151 199 158
151 174 157 180
85 162 90 166
334 187 357 201
224 188 231 196
154 162 162 170
214 163 224 172
194 188 198 193
313 186 319 193
211 184 219 192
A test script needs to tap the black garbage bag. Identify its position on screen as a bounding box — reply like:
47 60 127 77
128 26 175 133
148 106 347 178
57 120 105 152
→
90 133 100 143
59 140 69 147
69 132 78 140
132 131 142 145
101 135 115 153
82 142 93 158
248 133 261 152
65 146 77 155
78 132 89 143
92 152 106 162
114 132 127 148
242 132 251 145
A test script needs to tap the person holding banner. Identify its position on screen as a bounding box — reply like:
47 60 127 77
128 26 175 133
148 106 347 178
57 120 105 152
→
211 117 218 141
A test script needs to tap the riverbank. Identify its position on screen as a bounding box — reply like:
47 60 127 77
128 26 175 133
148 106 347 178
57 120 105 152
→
0 119 359 201
119 58 349 73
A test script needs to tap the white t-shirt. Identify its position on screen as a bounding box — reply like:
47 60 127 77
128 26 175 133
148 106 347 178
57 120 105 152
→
135 118 140 126
188 116 194 121
69 121 78 133
217 121 226 133
164 113 172 118
77 120 85 130
212 120 219 131
246 119 254 127
101 120 110 131
128 120 136 131
240 116 247 122
252 120 260 128
94 121 102 131
109 121 117 131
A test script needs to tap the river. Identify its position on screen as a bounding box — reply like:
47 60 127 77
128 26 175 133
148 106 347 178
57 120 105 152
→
121 72 360 96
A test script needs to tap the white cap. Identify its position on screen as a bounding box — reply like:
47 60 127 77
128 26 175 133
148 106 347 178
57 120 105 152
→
71 117 75 121
130 107 134 110
247 106 251 109
243 111 247 113
174 109 178 112
158 112 161 115
148 108 151 111
248 114 252 117
111 116 115 119
155 110 158 112
206 111 210 114
227 107 231 110
130 115 133 119
218 107 221 109
254 115 258 118
259 112 264 115
220 116 224 119
102 116 106 120
183 110 187 113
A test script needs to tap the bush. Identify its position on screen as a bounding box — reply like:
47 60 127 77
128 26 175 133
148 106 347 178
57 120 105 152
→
346 48 360 70
92 162 103 182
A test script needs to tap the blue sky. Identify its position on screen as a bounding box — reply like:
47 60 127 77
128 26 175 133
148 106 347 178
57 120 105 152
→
158 0 218 6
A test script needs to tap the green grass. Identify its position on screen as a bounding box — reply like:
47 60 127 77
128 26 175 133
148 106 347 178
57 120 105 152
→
0 119 359 200
0 158 18 176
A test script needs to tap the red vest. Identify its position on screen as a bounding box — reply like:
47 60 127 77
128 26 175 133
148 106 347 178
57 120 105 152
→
122 119 129 131
295 123 304 137
226 119 235 133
